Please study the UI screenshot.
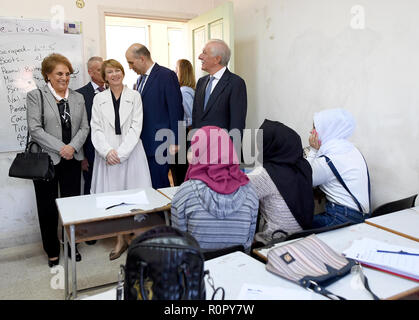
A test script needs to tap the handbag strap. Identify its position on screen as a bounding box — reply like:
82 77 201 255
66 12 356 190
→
300 262 379 300
300 279 347 300
204 270 225 300
25 88 45 151
320 155 370 214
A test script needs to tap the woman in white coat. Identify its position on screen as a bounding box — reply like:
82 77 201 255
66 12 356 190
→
90 59 151 260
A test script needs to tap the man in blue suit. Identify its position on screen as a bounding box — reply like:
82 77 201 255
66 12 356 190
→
192 39 247 143
125 44 183 188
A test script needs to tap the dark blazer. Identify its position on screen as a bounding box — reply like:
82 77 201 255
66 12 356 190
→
138 63 183 157
192 68 247 138
76 82 95 165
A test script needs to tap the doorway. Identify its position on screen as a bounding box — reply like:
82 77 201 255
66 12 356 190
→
104 15 187 88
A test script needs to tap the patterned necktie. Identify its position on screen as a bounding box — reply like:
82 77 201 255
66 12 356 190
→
204 76 215 111
57 99 71 129
137 74 147 94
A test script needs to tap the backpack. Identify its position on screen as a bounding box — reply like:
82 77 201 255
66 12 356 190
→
121 225 207 300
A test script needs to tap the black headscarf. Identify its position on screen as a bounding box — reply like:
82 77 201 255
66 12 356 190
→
259 119 314 229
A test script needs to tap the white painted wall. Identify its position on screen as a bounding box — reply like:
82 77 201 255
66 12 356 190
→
233 0 418 210
0 0 224 249
2 0 418 249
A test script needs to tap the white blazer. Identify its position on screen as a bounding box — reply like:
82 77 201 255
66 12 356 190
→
90 86 143 163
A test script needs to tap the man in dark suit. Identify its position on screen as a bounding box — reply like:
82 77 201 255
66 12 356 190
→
192 39 247 144
125 44 183 188
76 56 104 246
76 56 105 195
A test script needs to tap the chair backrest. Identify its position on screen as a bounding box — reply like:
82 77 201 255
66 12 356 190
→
371 194 418 218
283 221 354 241
267 221 354 246
202 245 245 261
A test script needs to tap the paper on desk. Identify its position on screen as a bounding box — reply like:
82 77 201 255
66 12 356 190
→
237 283 314 300
158 187 179 200
96 191 149 209
342 238 419 281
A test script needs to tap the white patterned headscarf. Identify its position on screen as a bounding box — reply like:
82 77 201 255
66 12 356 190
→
314 108 356 158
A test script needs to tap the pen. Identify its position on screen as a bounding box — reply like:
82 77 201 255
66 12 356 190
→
105 202 134 210
376 249 419 257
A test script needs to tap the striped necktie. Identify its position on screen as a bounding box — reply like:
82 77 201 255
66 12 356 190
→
137 75 147 94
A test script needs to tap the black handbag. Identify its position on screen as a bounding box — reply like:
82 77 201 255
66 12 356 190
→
120 225 224 300
122 225 206 300
9 89 55 181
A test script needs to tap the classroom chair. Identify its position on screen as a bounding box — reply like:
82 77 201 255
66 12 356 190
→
269 221 354 243
371 194 418 218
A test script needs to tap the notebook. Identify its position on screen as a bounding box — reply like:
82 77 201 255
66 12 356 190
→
342 238 419 282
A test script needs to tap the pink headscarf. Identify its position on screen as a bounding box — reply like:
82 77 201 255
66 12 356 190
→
185 126 249 194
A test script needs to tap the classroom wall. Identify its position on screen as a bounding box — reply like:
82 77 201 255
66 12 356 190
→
0 0 224 249
2 0 419 249
232 0 418 208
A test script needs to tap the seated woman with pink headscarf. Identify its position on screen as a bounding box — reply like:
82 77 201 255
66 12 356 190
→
170 126 259 251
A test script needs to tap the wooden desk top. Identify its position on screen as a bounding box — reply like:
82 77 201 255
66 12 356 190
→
365 206 419 242
157 186 179 200
57 187 171 226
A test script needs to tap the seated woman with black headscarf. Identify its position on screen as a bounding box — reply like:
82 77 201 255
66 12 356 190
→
248 120 314 244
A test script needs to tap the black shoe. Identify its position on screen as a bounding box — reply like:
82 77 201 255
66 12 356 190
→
85 240 97 245
67 244 82 262
48 257 59 268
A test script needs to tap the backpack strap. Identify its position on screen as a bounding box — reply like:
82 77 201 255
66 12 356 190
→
360 154 372 215
320 155 370 214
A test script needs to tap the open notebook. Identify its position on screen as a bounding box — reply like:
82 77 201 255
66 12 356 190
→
342 238 419 282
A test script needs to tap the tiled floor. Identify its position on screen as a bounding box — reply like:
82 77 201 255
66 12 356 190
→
0 238 125 300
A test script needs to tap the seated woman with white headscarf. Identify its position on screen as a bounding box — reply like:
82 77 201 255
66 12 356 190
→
307 108 371 228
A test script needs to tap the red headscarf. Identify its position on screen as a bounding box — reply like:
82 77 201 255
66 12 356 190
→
184 126 249 194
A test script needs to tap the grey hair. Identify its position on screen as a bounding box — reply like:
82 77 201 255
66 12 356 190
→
87 56 103 69
208 39 231 66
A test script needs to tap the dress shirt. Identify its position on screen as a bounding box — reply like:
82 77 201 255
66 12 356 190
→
138 63 156 91
91 81 106 94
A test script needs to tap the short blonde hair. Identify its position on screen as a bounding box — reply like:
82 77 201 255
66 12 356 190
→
177 59 196 89
101 59 125 83
41 53 74 82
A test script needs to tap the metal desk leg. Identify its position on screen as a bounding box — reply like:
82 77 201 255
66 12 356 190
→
164 210 170 226
64 228 69 300
70 224 77 299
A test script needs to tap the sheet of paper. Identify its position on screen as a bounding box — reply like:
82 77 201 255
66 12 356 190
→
343 238 419 280
158 187 179 200
96 191 149 209
237 283 314 300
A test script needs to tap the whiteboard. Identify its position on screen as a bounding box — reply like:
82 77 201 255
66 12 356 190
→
0 17 85 152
